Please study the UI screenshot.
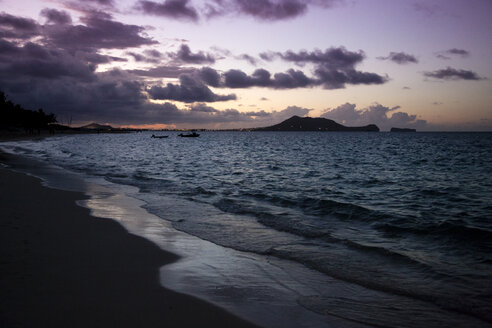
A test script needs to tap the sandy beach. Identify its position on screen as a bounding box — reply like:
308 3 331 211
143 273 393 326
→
0 163 258 327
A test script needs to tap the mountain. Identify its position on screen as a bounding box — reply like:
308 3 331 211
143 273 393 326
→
79 123 113 131
254 116 379 132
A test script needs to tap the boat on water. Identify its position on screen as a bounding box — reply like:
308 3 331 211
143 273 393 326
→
151 134 168 139
178 132 200 138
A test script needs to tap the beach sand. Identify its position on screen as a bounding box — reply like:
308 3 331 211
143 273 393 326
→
0 165 258 327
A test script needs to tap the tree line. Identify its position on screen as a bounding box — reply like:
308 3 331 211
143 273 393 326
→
0 91 57 134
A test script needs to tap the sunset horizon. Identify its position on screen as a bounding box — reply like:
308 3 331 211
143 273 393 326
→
0 0 490 131
1 2 492 327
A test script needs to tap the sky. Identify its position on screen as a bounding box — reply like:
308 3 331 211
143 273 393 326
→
0 0 491 130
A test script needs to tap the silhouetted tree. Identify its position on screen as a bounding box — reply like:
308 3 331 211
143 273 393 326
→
0 91 57 134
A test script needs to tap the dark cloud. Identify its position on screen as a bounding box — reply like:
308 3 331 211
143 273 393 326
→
137 0 199 21
44 11 156 51
195 50 384 90
273 47 365 69
0 41 96 81
446 48 469 57
233 0 308 20
223 69 271 88
144 49 163 58
236 53 258 65
41 8 72 25
147 74 236 103
0 38 21 55
198 67 221 87
86 0 114 5
377 51 418 64
321 103 427 131
272 69 312 88
81 52 127 64
221 68 313 88
127 50 161 63
0 12 39 39
436 48 470 60
423 67 484 81
314 67 386 89
259 47 387 88
259 51 276 61
204 0 340 21
169 44 216 64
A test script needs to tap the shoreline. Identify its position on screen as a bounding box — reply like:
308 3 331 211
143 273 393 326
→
3 136 489 328
0 162 258 327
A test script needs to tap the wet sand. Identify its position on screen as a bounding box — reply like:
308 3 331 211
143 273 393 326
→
0 165 258 327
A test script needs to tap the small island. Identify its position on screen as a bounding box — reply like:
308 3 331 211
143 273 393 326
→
390 127 416 132
254 115 379 132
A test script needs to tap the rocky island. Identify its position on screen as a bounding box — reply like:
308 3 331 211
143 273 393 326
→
254 116 380 132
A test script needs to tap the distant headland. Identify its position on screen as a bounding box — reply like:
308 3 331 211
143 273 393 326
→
254 116 380 132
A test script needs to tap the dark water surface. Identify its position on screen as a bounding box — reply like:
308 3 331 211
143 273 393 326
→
3 131 491 326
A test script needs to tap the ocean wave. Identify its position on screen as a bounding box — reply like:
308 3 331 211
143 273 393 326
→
375 219 492 246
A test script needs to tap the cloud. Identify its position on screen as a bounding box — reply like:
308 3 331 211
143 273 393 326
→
147 74 237 103
270 47 365 68
195 48 386 90
413 2 439 16
128 66 195 78
223 69 271 88
44 11 156 51
127 50 162 63
220 68 314 88
236 53 258 65
0 41 96 81
0 12 39 39
204 0 341 21
435 48 470 60
321 103 427 131
314 67 386 89
86 0 114 5
40 8 72 25
423 67 484 81
377 51 418 64
169 44 216 64
198 67 222 87
261 47 387 88
446 48 470 57
232 0 308 20
137 0 199 21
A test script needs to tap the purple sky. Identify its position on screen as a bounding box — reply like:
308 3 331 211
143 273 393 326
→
0 0 491 130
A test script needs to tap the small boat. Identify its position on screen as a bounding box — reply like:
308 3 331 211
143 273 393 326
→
151 134 168 139
178 132 200 138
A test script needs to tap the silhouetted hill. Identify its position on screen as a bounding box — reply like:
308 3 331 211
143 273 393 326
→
255 116 379 132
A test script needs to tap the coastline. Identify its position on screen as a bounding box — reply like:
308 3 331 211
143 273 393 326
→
2 134 489 328
0 162 258 327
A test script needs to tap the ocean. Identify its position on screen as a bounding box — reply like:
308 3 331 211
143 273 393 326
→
2 131 491 327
